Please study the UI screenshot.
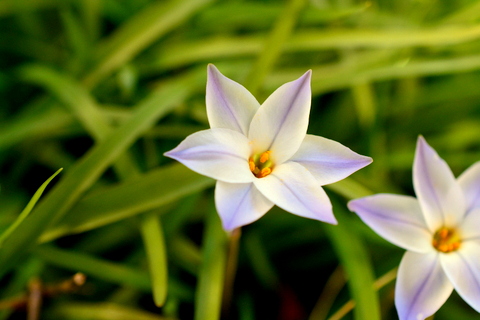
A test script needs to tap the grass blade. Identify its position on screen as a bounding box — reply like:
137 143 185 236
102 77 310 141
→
34 245 152 291
0 168 62 246
323 206 381 320
140 212 168 307
244 0 306 95
41 163 214 242
0 70 203 278
194 207 228 320
48 302 175 320
83 0 213 87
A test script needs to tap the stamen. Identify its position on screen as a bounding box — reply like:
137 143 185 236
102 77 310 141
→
258 168 271 178
432 227 461 253
260 151 271 164
249 159 256 172
249 150 274 178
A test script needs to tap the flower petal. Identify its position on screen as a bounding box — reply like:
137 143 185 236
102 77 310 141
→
215 181 274 231
457 161 480 214
253 161 336 224
248 71 312 164
459 208 480 241
164 128 253 183
440 241 480 313
413 136 466 231
206 64 260 135
348 194 432 253
289 134 372 185
395 251 453 320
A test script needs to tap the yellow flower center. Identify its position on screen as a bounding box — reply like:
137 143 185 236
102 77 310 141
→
432 227 461 253
249 150 274 178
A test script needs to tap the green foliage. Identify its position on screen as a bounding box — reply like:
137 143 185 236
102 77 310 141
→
1 0 480 319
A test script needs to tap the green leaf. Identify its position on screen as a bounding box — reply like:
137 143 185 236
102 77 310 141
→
324 177 374 200
48 302 176 320
18 64 111 140
34 244 152 291
244 0 306 95
146 24 480 73
140 212 168 307
194 207 228 320
41 163 214 242
19 64 140 179
323 206 381 320
0 0 70 16
0 69 204 278
0 168 62 246
83 0 214 87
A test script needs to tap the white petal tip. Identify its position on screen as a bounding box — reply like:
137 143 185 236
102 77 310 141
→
314 210 338 225
302 70 312 81
355 155 373 169
207 63 218 73
163 150 175 158
347 199 358 212
416 135 432 153
327 217 338 225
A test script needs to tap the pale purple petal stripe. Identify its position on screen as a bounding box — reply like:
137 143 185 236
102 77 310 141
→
206 64 259 135
395 251 453 320
215 181 274 231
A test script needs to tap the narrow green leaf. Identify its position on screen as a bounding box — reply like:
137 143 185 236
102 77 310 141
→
194 208 228 320
60 7 90 64
244 0 306 95
41 163 214 242
441 0 480 24
19 64 140 179
83 0 214 88
0 168 62 246
48 302 176 320
0 69 204 278
243 231 279 290
19 64 176 308
34 244 152 291
140 212 168 307
35 237 196 304
0 0 70 16
263 54 480 96
0 99 77 152
169 236 202 275
18 64 110 140
146 24 480 72
80 0 101 42
323 207 381 320
324 177 374 200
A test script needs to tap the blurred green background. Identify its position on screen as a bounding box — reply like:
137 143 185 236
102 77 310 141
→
1 0 480 319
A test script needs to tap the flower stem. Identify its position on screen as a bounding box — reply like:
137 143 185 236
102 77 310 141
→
323 267 398 320
308 266 346 320
221 227 242 317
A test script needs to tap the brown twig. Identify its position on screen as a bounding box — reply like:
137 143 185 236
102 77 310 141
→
0 273 86 312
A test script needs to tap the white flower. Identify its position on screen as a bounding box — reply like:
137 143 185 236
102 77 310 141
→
348 136 480 320
165 64 372 231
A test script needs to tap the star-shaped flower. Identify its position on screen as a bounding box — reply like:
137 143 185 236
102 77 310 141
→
348 136 480 320
165 64 372 231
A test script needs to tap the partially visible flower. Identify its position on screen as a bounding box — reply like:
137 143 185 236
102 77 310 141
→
165 64 372 231
348 136 480 320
